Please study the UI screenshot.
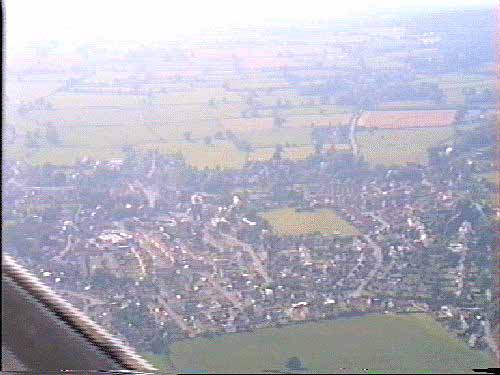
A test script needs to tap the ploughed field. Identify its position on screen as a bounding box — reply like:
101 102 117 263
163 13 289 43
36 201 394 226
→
144 314 494 374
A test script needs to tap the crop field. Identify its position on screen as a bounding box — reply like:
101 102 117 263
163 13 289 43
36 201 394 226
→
238 127 312 148
3 144 124 166
140 141 247 170
5 78 64 103
146 314 494 373
248 145 314 162
358 110 457 129
286 114 351 128
376 101 439 111
222 117 275 132
7 62 485 172
57 124 157 147
357 127 453 167
414 74 494 106
284 104 354 116
260 208 360 236
24 108 152 127
147 120 224 141
155 88 243 105
49 93 147 108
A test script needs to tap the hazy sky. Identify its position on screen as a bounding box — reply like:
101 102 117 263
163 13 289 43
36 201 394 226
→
4 0 497 47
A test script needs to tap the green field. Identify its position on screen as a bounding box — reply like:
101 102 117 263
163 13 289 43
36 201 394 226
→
146 314 494 374
414 74 494 106
260 208 360 236
357 127 453 167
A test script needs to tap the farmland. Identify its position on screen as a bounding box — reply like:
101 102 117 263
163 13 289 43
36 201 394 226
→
358 110 457 129
357 127 453 167
147 314 494 373
415 74 494 106
260 208 360 236
4 29 494 171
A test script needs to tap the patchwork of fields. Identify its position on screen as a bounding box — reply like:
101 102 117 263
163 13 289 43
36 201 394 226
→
4 61 493 170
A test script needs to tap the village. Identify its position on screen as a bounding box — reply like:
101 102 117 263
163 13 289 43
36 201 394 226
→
3 115 496 357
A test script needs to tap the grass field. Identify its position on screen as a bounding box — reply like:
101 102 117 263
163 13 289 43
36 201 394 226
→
260 208 360 236
146 314 494 374
357 127 453 167
414 74 494 106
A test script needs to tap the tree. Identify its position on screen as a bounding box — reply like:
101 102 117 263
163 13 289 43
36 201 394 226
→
314 143 323 155
45 124 61 145
204 136 212 145
273 144 283 160
273 116 285 128
285 356 303 371
24 131 39 148
150 334 169 355
183 131 192 141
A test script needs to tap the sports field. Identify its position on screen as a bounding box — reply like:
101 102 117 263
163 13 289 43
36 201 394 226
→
260 208 360 236
146 314 494 374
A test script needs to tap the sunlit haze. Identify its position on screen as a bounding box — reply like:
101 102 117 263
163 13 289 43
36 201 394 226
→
4 0 497 47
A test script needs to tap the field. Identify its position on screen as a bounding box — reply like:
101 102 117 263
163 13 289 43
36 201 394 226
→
141 141 247 170
238 127 312 148
415 74 494 106
358 111 457 129
357 127 453 167
5 62 491 171
146 314 494 373
260 208 360 236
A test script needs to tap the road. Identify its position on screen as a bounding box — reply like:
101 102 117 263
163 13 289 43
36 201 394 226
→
349 110 362 160
347 213 386 298
157 294 199 337
130 247 146 276
205 230 272 284
349 234 383 298
139 230 246 333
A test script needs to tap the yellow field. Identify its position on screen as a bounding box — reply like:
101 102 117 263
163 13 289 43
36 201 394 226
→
140 141 247 170
357 127 453 167
260 208 360 236
238 127 311 148
2 144 124 166
49 93 146 108
249 146 314 162
156 88 243 105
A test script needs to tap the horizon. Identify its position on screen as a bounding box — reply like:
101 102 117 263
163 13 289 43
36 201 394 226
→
4 0 497 50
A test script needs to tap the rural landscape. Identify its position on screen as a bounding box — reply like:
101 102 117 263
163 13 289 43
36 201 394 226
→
2 2 498 374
